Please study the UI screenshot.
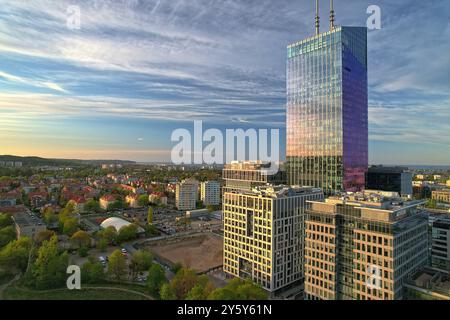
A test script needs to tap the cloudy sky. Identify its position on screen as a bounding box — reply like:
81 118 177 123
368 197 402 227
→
0 0 449 164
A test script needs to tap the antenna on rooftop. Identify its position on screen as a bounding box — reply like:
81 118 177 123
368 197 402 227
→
315 0 320 35
330 0 335 30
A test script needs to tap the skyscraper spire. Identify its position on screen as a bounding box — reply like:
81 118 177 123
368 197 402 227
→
315 0 320 35
330 0 335 30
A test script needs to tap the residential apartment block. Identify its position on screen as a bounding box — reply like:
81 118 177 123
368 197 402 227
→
201 181 221 206
304 191 428 300
223 185 323 298
176 178 199 211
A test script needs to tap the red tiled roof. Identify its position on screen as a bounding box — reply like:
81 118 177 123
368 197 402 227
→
101 195 117 202
28 191 47 199
70 196 87 204
150 192 166 198
0 182 11 189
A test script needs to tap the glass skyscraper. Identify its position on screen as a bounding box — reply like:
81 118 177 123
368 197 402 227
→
286 26 368 194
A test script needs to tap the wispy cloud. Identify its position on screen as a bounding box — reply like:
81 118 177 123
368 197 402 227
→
0 70 68 93
0 0 449 162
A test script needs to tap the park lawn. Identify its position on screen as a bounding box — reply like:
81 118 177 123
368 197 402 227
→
3 284 152 300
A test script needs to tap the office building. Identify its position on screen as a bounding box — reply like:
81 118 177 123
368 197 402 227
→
366 166 413 197
304 191 428 300
176 178 199 211
223 185 323 298
286 1 368 194
431 216 450 272
222 161 286 193
432 189 450 204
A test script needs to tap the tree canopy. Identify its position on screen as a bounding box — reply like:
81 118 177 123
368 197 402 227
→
147 263 166 298
208 278 267 300
28 235 69 289
160 268 215 300
70 230 91 249
117 224 138 243
108 249 126 281
129 250 153 279
0 236 32 273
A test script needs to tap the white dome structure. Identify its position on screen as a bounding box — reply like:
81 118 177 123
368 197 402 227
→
100 217 131 232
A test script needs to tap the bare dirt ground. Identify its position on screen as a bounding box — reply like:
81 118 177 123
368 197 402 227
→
148 234 223 273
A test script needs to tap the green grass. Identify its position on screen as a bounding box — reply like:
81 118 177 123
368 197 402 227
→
3 283 152 300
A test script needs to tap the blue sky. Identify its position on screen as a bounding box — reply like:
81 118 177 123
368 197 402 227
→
0 0 449 164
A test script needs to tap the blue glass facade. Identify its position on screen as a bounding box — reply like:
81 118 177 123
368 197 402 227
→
286 27 368 194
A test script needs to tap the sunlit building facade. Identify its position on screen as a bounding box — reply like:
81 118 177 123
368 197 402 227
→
222 161 286 193
223 185 323 298
304 192 428 300
286 26 368 194
176 178 199 211
200 181 221 206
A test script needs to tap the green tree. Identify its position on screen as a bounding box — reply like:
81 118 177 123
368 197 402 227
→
0 213 13 228
108 199 124 211
35 230 56 244
0 226 16 248
70 230 91 248
208 278 267 300
81 260 94 284
160 283 176 300
0 236 32 273
84 199 100 213
186 275 215 300
147 263 166 298
145 224 159 237
138 195 149 207
129 250 153 279
78 246 89 257
62 217 79 235
97 238 108 252
65 200 77 213
99 226 118 245
31 235 69 289
117 224 138 243
59 204 79 235
43 208 58 225
81 260 104 284
108 249 126 281
234 279 268 300
147 207 154 225
42 208 57 225
170 268 199 300
89 261 105 283
207 287 236 300
172 262 182 274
